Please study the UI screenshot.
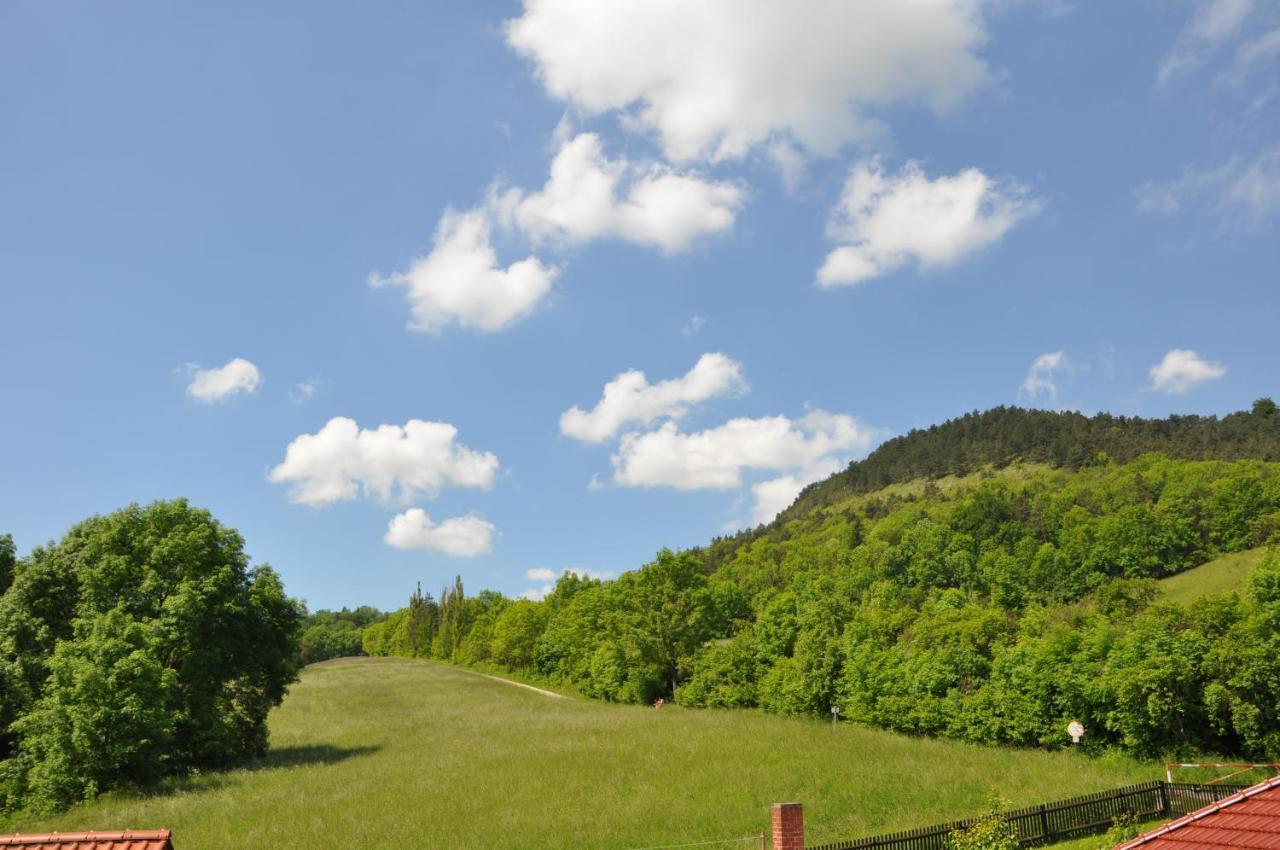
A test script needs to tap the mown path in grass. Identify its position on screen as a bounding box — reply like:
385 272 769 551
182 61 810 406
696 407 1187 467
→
6 658 1158 850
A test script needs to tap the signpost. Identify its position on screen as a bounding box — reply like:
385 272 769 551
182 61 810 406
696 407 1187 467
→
1067 721 1084 744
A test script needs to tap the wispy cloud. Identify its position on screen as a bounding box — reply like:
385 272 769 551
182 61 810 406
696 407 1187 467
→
1137 146 1280 226
1019 351 1068 405
1157 0 1256 87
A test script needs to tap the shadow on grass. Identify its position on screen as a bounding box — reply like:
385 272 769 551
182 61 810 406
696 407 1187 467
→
0 744 385 829
251 743 381 772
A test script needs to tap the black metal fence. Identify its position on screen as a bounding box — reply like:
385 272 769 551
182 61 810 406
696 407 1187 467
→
807 781 1250 850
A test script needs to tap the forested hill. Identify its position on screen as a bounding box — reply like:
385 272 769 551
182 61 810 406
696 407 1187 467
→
798 400 1280 516
703 400 1280 565
360 399 1280 760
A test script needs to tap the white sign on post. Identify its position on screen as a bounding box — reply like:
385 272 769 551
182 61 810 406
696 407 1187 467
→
1067 721 1085 743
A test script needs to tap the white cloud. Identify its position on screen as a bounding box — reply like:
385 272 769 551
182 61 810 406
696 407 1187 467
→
268 416 499 506
818 159 1039 287
1020 351 1068 404
494 133 743 253
519 567 615 600
384 508 495 557
186 357 261 403
1147 349 1227 394
1137 147 1280 225
1157 0 1255 86
611 409 881 492
506 0 993 163
370 209 558 333
561 352 746 443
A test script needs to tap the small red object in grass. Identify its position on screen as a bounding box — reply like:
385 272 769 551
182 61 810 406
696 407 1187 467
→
653 698 665 709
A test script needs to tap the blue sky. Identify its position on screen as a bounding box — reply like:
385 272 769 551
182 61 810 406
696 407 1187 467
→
2 0 1277 611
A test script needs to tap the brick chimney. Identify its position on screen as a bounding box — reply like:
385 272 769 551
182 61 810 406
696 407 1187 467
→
771 802 804 850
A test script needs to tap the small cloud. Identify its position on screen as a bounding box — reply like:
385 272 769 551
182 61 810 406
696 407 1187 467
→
186 357 262 403
561 352 747 444
682 315 705 336
611 409 882 491
818 159 1040 287
370 208 559 334
525 567 557 582
290 377 324 404
384 508 496 558
268 416 498 507
492 132 745 254
1147 349 1227 394
1020 350 1068 404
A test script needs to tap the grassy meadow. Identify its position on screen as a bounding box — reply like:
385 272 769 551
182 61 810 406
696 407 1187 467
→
5 657 1160 849
1158 546 1267 607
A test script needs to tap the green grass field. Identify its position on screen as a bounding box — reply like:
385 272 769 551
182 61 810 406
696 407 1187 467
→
4 658 1161 849
1159 547 1267 607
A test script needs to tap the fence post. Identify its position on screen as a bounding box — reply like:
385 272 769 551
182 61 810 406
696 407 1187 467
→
1158 781 1170 816
1038 804 1050 842
772 803 804 850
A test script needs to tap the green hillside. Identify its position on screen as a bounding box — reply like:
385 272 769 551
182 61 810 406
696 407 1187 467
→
3 658 1156 849
356 403 1280 762
1158 547 1268 606
707 401 1280 569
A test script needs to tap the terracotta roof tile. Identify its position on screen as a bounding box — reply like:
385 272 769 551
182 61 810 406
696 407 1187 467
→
0 831 172 850
1117 777 1280 850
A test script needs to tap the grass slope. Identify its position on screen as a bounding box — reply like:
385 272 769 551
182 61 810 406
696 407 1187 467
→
8 658 1156 849
1158 547 1267 607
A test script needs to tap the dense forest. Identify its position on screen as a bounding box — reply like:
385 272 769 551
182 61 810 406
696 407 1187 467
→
366 401 1280 759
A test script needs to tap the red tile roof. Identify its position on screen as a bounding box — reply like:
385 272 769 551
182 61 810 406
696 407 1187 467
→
1117 776 1280 850
0 831 172 850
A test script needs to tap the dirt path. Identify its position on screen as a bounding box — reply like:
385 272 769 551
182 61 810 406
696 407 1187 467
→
466 669 565 699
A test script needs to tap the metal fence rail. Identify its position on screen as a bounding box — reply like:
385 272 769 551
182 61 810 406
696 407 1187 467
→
807 781 1250 850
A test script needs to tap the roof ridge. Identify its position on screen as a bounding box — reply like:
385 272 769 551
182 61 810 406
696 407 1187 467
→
1116 776 1280 849
0 829 172 846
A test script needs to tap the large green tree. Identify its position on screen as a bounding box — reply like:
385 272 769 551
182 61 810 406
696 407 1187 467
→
0 499 302 812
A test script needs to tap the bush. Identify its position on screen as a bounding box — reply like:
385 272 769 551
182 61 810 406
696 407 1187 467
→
947 797 1019 850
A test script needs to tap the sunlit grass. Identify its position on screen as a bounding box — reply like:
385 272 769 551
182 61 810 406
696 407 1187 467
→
1159 547 1267 607
4 658 1159 849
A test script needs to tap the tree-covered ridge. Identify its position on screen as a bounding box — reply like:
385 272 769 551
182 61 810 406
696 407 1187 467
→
805 399 1280 508
368 452 1280 759
701 399 1280 570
